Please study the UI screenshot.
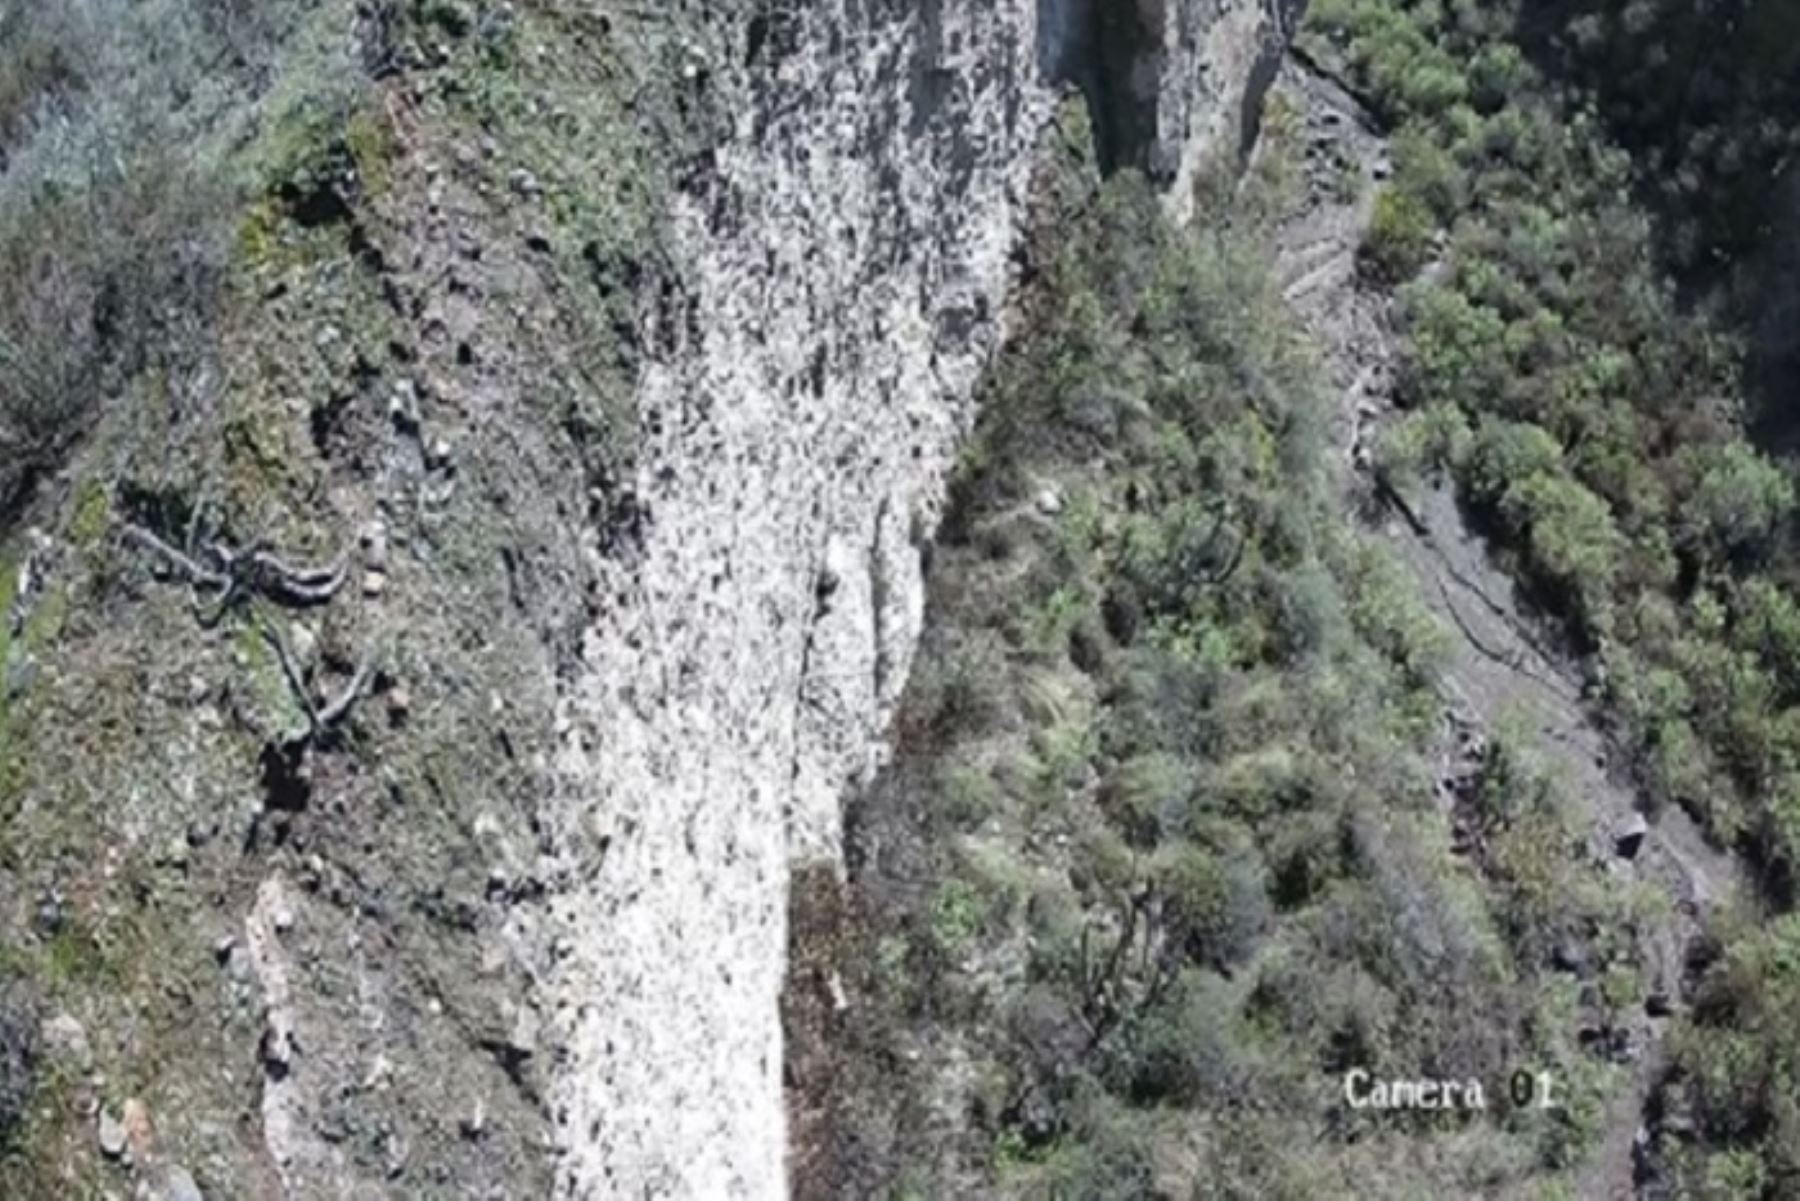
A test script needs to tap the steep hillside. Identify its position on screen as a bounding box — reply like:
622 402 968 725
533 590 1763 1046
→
9 1 1800 1199
796 1 1800 1198
0 1 1281 1197
789 86 1660 1200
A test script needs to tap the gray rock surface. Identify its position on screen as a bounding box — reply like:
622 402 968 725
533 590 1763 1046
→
161 1167 205 1201
540 4 1275 1196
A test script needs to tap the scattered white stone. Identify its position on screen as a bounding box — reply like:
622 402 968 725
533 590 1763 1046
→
42 1013 91 1071
162 1167 204 1201
508 1004 541 1057
362 570 388 599
1035 487 1062 516
362 1054 394 1092
98 1108 127 1158
288 623 318 673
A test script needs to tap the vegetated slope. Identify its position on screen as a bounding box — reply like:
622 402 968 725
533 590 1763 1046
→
0 0 334 534
787 98 1654 1200
1502 0 1800 476
1304 0 1800 1193
1264 47 1739 1201
1508 0 1800 283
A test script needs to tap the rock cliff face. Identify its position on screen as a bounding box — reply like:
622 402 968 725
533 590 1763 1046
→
545 3 1276 1196
0 2 1275 1198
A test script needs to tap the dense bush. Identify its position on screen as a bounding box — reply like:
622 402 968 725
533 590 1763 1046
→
1305 1 1800 1190
1511 0 1800 276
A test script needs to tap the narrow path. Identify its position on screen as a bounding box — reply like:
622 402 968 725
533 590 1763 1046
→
1258 49 1741 1200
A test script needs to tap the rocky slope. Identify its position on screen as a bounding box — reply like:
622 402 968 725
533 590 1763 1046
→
0 1 1283 1197
548 5 1282 1195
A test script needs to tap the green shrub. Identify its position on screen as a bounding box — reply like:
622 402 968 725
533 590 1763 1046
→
926 879 989 959
1158 842 1270 970
1399 283 1509 409
1362 185 1436 282
1460 422 1558 516
0 0 330 521
1502 471 1625 614
1375 402 1473 491
1677 442 1794 562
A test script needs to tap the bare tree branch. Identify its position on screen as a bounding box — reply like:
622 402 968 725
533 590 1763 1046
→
121 523 228 591
316 650 378 730
261 620 321 734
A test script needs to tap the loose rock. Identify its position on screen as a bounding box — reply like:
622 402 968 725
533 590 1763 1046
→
122 1096 153 1158
361 521 389 570
162 1167 204 1201
289 623 319 674
97 1107 127 1158
1613 812 1649 860
42 1012 91 1071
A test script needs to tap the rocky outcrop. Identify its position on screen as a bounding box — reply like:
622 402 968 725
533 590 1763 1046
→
542 3 1279 1197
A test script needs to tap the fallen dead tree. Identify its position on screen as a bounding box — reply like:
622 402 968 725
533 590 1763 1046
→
121 519 377 745
120 522 350 623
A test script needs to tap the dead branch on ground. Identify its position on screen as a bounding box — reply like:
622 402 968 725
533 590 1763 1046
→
121 521 350 623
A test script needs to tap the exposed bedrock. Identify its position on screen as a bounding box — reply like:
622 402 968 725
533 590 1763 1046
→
543 2 1282 1197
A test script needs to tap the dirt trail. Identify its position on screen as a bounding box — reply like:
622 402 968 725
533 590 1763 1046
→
1259 51 1742 1200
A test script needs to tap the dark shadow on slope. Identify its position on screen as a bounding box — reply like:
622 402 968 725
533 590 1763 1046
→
1238 0 1308 168
1509 0 1800 450
1037 0 1167 178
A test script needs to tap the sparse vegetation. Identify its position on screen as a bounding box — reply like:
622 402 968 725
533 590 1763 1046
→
0 0 345 522
0 0 679 1192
